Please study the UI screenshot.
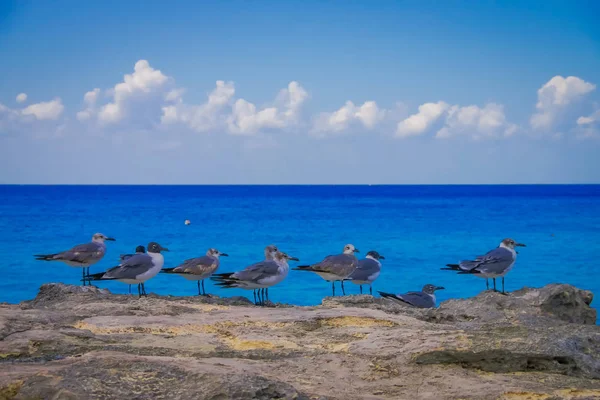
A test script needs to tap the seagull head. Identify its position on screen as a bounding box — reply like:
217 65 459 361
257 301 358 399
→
135 245 145 253
207 248 228 257
264 244 279 260
147 242 169 253
275 251 299 262
423 284 445 294
92 233 115 243
343 244 360 254
500 238 526 250
366 250 385 260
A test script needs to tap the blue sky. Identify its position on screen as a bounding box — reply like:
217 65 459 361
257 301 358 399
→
1 0 599 184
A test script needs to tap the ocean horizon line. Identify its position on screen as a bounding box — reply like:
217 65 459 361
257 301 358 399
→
1 183 600 187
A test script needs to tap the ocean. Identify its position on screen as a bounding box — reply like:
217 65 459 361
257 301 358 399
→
0 185 598 320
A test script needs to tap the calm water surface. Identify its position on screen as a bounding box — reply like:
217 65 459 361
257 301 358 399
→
0 185 598 321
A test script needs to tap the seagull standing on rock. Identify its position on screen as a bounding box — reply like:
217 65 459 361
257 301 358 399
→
379 284 445 308
441 238 525 294
85 242 168 297
34 233 116 286
347 250 384 295
293 244 359 296
212 247 298 306
120 245 146 294
161 248 228 296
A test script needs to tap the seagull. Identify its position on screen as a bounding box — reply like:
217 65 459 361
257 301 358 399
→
347 250 384 295
34 233 116 286
292 244 359 296
161 248 228 296
119 245 146 294
85 242 168 297
441 238 525 294
211 249 298 305
378 284 444 308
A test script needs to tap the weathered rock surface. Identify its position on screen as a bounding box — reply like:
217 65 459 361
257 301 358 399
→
0 283 599 399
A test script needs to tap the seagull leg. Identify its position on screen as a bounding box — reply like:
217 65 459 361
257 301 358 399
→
142 283 147 297
265 288 269 304
197 280 201 296
82 269 86 286
253 290 257 305
331 281 335 297
202 280 207 296
493 278 497 292
370 285 373 295
486 279 489 290
359 285 363 294
341 280 346 296
502 277 506 295
137 283 141 298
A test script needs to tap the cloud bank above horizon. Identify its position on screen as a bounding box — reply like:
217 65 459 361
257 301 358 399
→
1 60 598 145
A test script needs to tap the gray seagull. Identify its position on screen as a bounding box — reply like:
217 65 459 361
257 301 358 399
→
441 238 525 294
120 245 146 294
293 244 359 296
35 233 115 286
85 242 168 297
347 250 384 295
212 247 298 305
161 248 228 296
379 284 444 308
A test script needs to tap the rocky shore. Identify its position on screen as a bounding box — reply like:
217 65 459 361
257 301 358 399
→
1 283 599 399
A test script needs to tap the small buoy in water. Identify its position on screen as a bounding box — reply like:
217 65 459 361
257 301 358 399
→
184 219 191 225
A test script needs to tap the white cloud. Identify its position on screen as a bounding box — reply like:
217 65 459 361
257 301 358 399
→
98 60 169 124
312 100 385 135
161 80 235 132
16 93 27 103
530 76 596 130
577 109 600 126
227 81 308 135
77 88 101 121
436 103 516 139
21 98 64 120
396 101 448 138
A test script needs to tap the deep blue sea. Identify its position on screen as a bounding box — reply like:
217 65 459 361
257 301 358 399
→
0 185 599 320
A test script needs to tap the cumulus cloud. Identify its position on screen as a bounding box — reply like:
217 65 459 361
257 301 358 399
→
21 98 64 120
98 60 169 124
577 109 600 126
227 81 309 135
76 88 101 121
530 76 596 130
312 100 385 135
436 103 517 139
396 101 448 138
16 93 27 103
161 80 235 132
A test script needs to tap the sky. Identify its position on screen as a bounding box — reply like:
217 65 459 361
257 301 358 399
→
1 0 600 184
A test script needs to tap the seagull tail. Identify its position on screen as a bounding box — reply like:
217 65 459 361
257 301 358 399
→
83 272 111 281
377 291 406 303
440 264 461 271
160 268 178 274
34 254 58 261
292 265 329 273
457 268 481 275
211 272 236 281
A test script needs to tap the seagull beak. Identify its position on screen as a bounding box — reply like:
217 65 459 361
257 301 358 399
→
435 286 445 291
105 237 116 241
220 253 229 257
160 246 169 252
515 243 526 247
379 255 385 259
353 248 360 253
287 255 300 261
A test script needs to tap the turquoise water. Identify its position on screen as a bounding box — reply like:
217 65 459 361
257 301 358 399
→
0 185 599 318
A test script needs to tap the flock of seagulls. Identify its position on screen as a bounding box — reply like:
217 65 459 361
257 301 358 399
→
34 234 525 308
